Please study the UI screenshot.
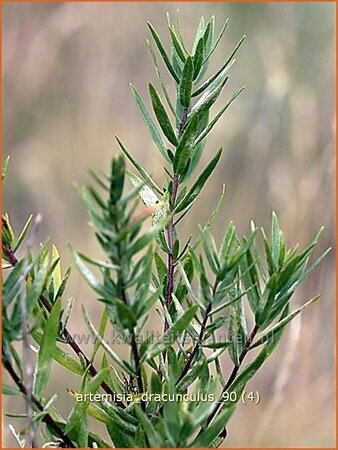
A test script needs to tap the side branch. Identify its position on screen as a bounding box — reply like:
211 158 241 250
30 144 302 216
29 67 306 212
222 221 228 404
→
3 353 74 448
2 243 125 409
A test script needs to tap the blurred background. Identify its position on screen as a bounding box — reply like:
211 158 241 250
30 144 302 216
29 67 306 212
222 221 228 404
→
3 2 335 447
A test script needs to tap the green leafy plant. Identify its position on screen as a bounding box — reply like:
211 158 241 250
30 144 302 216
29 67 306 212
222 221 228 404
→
2 13 330 448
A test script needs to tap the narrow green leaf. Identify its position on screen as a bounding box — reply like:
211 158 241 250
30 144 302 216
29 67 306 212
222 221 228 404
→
210 286 252 316
168 25 187 63
32 330 83 375
228 284 247 366
163 379 180 446
5 412 28 418
2 384 21 395
155 251 167 284
2 155 10 180
271 211 281 267
202 18 229 65
2 259 25 307
147 22 180 83
116 136 163 195
175 148 222 213
197 17 214 81
201 35 246 96
146 39 179 120
219 221 237 259
251 295 320 349
178 263 204 310
180 110 209 182
135 288 161 320
55 266 71 301
144 305 198 360
88 168 109 191
269 246 330 325
13 215 33 253
193 34 246 97
126 170 160 207
176 358 206 391
102 355 125 394
240 243 261 313
135 404 163 447
151 371 162 394
179 57 194 108
26 255 49 313
88 432 112 448
149 83 178 146
76 251 118 270
107 425 135 448
84 402 114 427
191 77 228 117
221 306 290 421
255 274 278 327
195 87 245 144
130 83 171 162
199 228 219 275
192 58 235 98
175 9 189 55
91 307 108 360
2 213 15 248
290 247 331 292
33 299 61 399
88 185 107 211
193 37 204 80
172 293 200 337
51 245 62 295
127 219 167 258
192 404 235 448
248 220 267 282
65 369 109 447
192 17 205 53
69 245 111 298
172 52 183 80
203 342 230 349
115 300 137 330
109 154 125 205
261 228 277 275
82 306 134 376
174 114 199 175
99 399 139 432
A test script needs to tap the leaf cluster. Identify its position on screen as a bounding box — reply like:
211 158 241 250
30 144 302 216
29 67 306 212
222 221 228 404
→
2 12 329 449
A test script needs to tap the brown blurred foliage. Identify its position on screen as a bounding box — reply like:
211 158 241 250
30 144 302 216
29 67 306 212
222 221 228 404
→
3 2 335 447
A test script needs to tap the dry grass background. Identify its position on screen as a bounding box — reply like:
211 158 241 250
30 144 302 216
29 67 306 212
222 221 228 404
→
3 2 335 447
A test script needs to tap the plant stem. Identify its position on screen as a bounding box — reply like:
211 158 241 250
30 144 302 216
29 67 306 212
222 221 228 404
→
223 324 259 390
164 106 189 333
3 353 74 448
176 280 219 385
164 173 179 332
3 243 18 266
176 303 211 384
206 324 259 426
130 332 144 393
121 283 144 406
2 243 125 409
114 223 145 410
20 261 38 448
179 107 189 136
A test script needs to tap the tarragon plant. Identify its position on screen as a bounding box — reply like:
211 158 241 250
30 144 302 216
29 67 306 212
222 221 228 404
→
2 14 330 448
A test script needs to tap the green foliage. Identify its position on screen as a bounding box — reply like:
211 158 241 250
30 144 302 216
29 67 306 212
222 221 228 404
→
2 12 329 449
33 299 61 399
